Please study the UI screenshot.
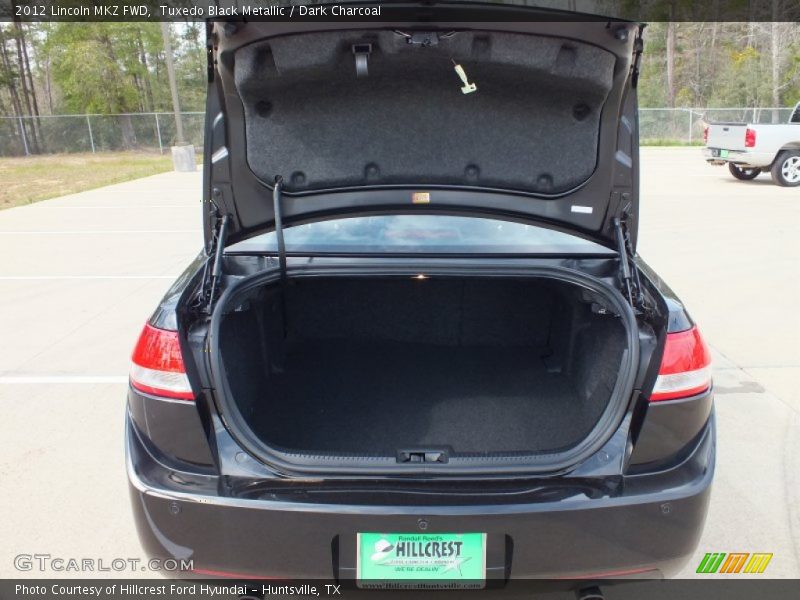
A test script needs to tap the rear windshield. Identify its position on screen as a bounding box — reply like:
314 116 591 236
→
226 215 610 255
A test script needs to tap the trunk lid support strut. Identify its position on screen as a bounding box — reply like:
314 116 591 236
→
272 175 287 281
208 213 230 307
202 177 287 313
613 209 644 312
201 198 230 312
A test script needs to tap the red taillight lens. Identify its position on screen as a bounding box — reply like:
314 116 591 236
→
703 126 708 144
130 323 194 400
745 128 756 148
650 326 712 402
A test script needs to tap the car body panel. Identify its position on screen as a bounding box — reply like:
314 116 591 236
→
128 411 714 580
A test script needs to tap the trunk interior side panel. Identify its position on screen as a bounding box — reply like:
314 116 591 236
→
218 277 627 459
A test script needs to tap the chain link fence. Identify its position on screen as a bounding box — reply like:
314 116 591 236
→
0 112 204 157
0 108 796 157
640 107 795 144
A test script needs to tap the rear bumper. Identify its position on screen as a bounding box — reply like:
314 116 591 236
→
702 147 774 168
127 412 715 581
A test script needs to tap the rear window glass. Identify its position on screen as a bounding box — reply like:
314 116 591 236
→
226 215 610 254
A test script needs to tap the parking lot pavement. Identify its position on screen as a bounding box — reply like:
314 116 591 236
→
0 173 201 579
0 148 798 580
637 149 800 577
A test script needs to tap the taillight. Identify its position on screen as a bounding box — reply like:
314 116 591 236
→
130 323 194 400
650 326 712 402
703 125 708 144
745 128 756 148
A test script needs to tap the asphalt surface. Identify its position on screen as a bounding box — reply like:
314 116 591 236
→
0 147 797 581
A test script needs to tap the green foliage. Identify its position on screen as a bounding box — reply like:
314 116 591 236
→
1 21 799 120
4 22 206 117
46 25 129 113
639 22 800 109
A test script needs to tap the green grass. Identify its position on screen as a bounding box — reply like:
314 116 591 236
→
0 152 176 209
0 143 704 210
641 139 704 147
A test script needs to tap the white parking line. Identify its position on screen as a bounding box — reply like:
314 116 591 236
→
32 205 196 209
0 230 200 234
0 275 178 280
0 376 128 384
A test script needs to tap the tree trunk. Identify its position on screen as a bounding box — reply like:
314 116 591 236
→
770 17 781 123
666 22 676 108
137 31 155 112
43 56 53 114
709 21 718 86
16 22 43 150
11 22 39 152
0 28 29 154
120 114 137 149
100 33 138 149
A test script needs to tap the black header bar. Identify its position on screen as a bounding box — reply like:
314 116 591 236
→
2 1 800 23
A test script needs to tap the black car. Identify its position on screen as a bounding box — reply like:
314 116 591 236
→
127 9 714 587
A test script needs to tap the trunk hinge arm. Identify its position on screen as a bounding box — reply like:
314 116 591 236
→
202 202 230 312
273 175 287 281
631 26 644 88
613 213 644 312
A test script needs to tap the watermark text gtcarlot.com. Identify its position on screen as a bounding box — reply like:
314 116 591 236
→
14 554 192 573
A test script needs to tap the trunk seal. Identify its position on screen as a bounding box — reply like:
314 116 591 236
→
208 263 639 476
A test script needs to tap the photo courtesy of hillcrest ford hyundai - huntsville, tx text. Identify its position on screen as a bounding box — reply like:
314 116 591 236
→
126 4 715 589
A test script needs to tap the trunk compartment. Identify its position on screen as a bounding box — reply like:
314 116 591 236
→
211 271 637 474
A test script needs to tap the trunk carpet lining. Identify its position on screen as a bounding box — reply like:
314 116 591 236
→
250 340 605 456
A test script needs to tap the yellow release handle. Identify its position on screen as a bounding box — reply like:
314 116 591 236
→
453 63 477 94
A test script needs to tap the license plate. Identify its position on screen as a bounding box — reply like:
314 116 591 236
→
356 532 486 589
720 149 729 158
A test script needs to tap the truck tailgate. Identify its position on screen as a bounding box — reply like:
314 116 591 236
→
706 123 747 150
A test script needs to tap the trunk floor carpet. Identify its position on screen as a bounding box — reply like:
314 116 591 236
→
251 341 602 456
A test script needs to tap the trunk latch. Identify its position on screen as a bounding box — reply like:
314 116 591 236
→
397 449 449 464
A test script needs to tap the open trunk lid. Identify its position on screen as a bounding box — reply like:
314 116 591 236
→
204 6 644 251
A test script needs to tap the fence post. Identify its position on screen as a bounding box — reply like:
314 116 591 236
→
86 115 96 153
154 113 163 154
18 116 30 156
687 109 693 144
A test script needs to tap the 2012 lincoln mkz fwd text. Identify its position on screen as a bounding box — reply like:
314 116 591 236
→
126 6 714 586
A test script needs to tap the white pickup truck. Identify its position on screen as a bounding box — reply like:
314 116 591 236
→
703 102 800 187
